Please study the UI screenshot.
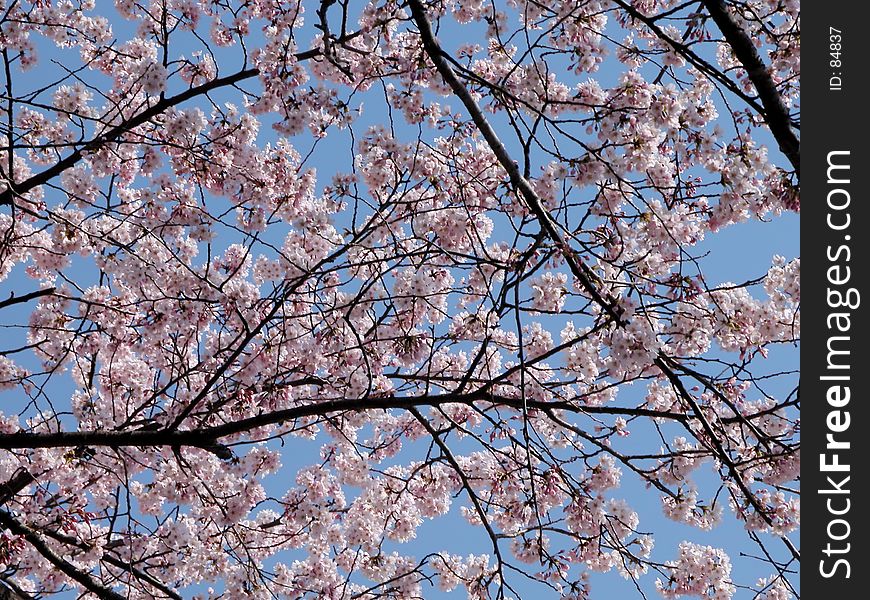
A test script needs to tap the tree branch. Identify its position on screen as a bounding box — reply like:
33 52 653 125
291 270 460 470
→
0 393 690 451
406 0 624 325
700 0 799 175
0 470 35 505
0 510 127 600
611 0 799 175
0 35 362 208
0 287 55 310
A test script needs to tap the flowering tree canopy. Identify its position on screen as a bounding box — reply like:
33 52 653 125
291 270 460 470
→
0 0 799 598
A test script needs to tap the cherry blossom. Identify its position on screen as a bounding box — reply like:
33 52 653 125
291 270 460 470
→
0 0 798 598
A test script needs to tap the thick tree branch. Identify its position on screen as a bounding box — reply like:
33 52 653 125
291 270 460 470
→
0 510 127 600
0 68 252 207
35 526 183 600
0 287 55 310
0 393 690 451
0 469 35 505
699 0 799 176
611 0 799 175
0 35 362 208
610 0 765 113
0 389 785 453
406 0 624 325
